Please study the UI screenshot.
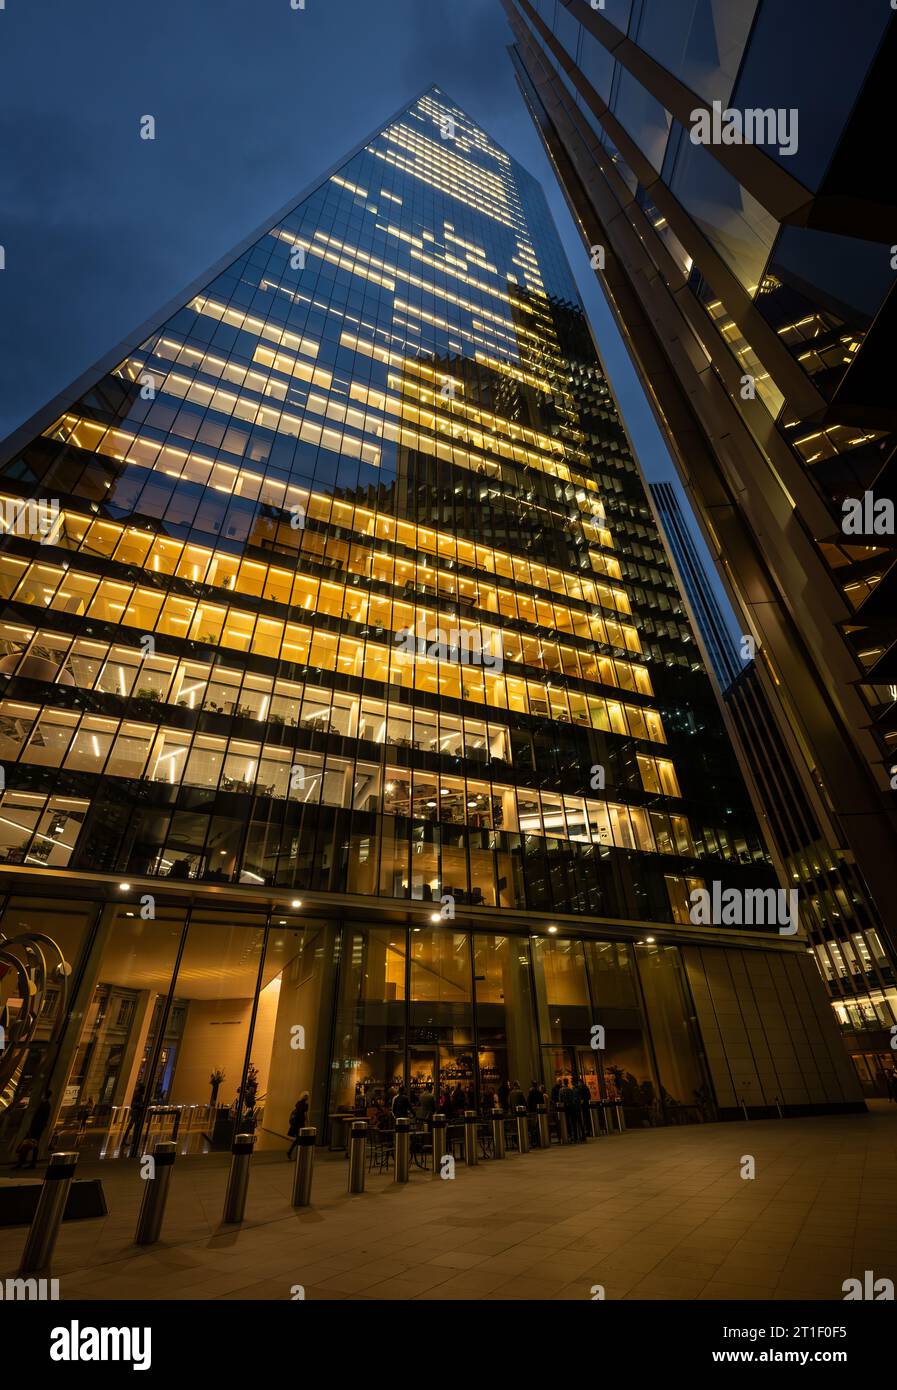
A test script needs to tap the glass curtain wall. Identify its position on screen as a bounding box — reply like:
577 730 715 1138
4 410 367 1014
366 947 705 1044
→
2 907 714 1158
324 924 711 1135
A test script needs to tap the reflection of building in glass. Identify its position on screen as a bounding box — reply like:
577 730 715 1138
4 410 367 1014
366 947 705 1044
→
649 481 741 690
650 475 895 1092
502 0 897 1083
0 89 860 1161
725 660 897 1098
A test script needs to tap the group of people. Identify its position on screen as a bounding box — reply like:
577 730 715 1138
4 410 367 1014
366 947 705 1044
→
354 1075 594 1137
550 1075 593 1142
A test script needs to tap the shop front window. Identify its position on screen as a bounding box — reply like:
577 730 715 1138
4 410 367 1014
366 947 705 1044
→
159 910 267 1153
473 934 538 1110
250 916 337 1150
49 905 186 1160
583 940 656 1122
331 926 406 1125
411 929 475 1112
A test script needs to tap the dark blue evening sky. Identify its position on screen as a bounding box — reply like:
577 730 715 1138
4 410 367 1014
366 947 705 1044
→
0 0 740 642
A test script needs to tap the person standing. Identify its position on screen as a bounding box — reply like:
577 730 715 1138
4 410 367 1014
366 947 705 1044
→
287 1090 310 1159
122 1080 146 1155
562 1078 581 1142
508 1079 526 1113
392 1086 412 1119
498 1078 511 1113
419 1083 437 1128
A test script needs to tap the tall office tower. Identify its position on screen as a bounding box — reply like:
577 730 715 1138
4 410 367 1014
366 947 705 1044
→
0 88 858 1163
500 0 897 1045
650 476 894 1087
724 662 896 1096
649 481 741 690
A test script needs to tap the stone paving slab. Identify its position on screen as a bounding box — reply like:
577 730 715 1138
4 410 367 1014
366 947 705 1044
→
1 1110 894 1301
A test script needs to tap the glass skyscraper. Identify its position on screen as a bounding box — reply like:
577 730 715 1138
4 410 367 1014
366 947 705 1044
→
500 0 896 1093
0 88 859 1162
649 482 741 691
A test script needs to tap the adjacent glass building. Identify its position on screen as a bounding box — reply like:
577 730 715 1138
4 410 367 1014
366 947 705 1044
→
0 89 860 1162
649 482 742 691
500 0 897 1086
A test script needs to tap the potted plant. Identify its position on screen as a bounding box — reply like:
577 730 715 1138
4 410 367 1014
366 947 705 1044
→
209 1068 225 1107
243 1063 259 1111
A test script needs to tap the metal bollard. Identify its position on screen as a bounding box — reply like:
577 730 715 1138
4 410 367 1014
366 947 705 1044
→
515 1105 530 1154
589 1102 603 1138
536 1104 550 1148
348 1121 367 1193
431 1114 447 1178
223 1132 255 1223
491 1109 506 1159
19 1151 78 1274
134 1140 176 1245
394 1117 410 1183
291 1127 316 1208
462 1110 478 1166
557 1107 569 1144
602 1100 623 1133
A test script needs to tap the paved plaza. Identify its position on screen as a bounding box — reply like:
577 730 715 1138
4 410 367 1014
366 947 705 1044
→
1 1108 894 1301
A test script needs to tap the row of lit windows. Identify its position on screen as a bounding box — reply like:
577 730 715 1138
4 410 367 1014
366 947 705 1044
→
5 499 631 648
28 418 627 592
138 319 598 497
0 549 652 703
338 333 584 464
245 250 576 406
98 326 610 515
0 784 711 918
344 330 591 465
187 257 581 494
372 127 523 233
0 699 685 852
278 215 537 340
0 622 665 751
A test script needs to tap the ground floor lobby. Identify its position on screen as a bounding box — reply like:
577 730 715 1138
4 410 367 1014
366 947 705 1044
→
1 1110 894 1301
0 887 864 1172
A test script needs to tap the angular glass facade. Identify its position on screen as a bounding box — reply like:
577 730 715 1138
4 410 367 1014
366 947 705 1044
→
0 88 801 1157
502 0 897 1084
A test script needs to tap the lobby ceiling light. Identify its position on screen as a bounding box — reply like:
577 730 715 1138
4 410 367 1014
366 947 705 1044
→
118 883 130 891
